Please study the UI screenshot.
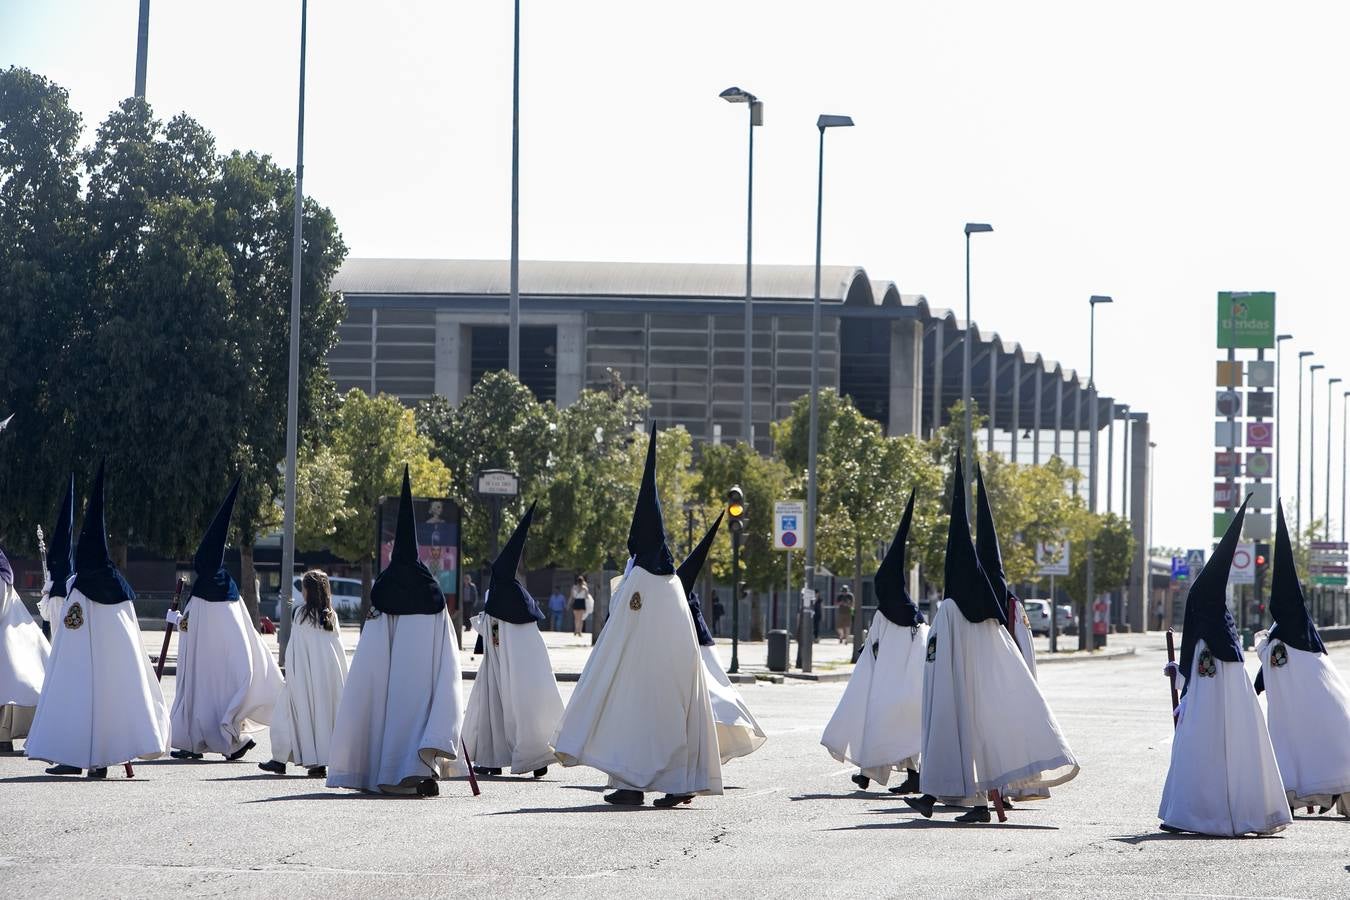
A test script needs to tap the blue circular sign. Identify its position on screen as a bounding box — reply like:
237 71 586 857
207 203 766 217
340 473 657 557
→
782 531 798 547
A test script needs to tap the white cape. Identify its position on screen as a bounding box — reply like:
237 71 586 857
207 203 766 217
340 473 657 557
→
463 612 564 773
269 610 349 768
919 598 1079 800
1011 600 1037 678
0 581 49 742
1158 639 1291 836
700 644 766 764
821 611 926 784
552 566 722 796
25 589 170 768
327 609 465 793
1256 633 1350 807
170 595 284 756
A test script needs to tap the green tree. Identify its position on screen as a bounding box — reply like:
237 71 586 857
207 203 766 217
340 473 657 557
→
1061 511 1134 648
323 389 451 616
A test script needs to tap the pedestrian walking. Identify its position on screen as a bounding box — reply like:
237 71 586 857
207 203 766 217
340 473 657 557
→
548 587 567 632
835 585 854 643
710 590 725 636
259 570 349 778
570 575 592 637
461 573 480 619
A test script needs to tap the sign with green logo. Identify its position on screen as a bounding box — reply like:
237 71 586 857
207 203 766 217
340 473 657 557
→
1217 292 1276 349
1312 574 1347 588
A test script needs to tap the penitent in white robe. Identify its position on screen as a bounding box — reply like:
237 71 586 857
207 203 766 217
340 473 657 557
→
1256 633 1350 810
1158 639 1292 836
170 596 284 756
269 609 349 768
327 609 465 793
25 588 170 768
821 611 926 784
552 567 722 796
463 612 564 774
919 599 1079 802
0 581 49 742
700 644 766 764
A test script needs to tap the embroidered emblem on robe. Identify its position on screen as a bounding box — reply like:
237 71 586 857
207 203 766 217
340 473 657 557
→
1270 643 1288 668
925 634 937 663
1198 648 1217 678
63 602 84 631
629 592 642 611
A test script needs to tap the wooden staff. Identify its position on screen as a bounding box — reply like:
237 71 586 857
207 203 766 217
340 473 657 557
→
155 578 187 682
1165 628 1180 729
462 738 480 796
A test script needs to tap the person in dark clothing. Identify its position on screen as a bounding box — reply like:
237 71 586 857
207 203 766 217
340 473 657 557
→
710 590 725 636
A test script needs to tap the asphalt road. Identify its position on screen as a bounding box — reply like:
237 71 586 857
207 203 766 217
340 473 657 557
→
2 634 1346 899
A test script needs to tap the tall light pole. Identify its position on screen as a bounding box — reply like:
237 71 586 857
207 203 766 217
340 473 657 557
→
134 0 150 99
1310 364 1324 535
1297 351 1314 536
508 0 521 378
1342 391 1349 544
802 113 853 674
1085 296 1112 646
279 0 309 658
720 87 764 447
1275 333 1292 512
962 223 994 504
1327 376 1341 540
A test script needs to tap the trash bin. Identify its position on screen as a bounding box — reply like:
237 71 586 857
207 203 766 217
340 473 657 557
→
767 629 789 672
1240 627 1254 649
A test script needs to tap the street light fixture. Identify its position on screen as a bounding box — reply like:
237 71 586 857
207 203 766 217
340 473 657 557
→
1310 363 1325 534
1275 334 1293 512
720 86 764 449
1327 377 1341 540
1297 351 1314 536
802 112 854 675
1085 295 1112 648
961 222 994 506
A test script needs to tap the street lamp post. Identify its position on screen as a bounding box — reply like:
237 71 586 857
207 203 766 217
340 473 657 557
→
278 0 309 659
1310 364 1324 534
508 0 521 378
1297 351 1314 536
1327 377 1341 540
802 114 853 675
1343 391 1349 544
1086 296 1112 646
1275 334 1293 511
962 223 994 505
720 87 764 448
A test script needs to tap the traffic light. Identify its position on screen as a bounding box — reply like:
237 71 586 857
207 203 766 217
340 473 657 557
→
726 485 748 535
1254 542 1270 578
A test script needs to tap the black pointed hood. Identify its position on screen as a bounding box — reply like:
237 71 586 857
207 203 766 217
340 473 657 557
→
677 513 723 646
485 500 545 625
191 476 241 602
875 489 923 627
46 474 76 599
627 424 675 576
370 466 446 615
975 465 1011 610
942 452 1006 625
1267 501 1325 655
72 461 136 605
1180 496 1249 685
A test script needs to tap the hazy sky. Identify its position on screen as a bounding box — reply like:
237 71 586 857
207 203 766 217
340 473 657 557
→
5 1 1348 551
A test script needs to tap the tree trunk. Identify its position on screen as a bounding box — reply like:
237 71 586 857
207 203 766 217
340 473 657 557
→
240 542 260 627
749 592 763 642
356 556 374 631
111 538 129 571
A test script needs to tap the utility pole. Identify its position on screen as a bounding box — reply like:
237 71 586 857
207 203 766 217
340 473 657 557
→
134 0 150 99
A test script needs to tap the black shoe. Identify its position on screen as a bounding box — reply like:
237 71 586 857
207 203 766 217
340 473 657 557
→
955 805 991 824
1002 797 1015 809
603 789 644 806
416 778 439 797
903 794 935 818
45 764 82 776
851 773 871 790
533 767 548 778
258 760 287 775
86 767 108 780
170 749 204 760
1159 823 1184 834
225 739 255 762
472 766 503 777
653 794 694 808
0 740 13 753
889 770 921 795
307 766 327 778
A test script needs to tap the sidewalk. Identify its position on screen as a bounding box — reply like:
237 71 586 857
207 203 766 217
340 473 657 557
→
140 622 1137 682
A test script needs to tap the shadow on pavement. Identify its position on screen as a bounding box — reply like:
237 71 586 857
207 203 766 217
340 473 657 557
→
1111 831 1284 845
490 804 648 815
835 819 1059 832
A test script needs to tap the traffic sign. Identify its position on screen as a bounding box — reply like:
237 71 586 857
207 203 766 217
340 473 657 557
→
1186 549 1206 570
1217 291 1276 349
1036 541 1070 577
773 500 805 551
475 469 519 496
1171 556 1189 581
1231 542 1255 585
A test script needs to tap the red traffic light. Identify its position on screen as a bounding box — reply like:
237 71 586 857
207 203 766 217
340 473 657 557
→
1255 554 1266 567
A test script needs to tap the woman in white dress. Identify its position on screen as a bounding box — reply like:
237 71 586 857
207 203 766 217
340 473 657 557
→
259 570 349 777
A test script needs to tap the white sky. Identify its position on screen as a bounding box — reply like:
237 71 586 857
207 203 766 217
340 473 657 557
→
5 0 1348 552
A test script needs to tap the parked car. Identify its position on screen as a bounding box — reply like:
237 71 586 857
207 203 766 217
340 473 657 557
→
1022 599 1077 636
279 575 364 621
1056 604 1077 635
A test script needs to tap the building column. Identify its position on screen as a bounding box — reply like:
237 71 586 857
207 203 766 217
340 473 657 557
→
555 315 585 408
1128 414 1151 632
1033 365 1043 464
434 311 461 403
888 320 923 437
1106 407 1115 513
987 346 997 454
1010 355 1022 464
1072 384 1081 495
930 321 945 437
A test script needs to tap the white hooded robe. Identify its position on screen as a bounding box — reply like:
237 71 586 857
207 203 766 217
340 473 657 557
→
700 644 766 764
1256 633 1350 809
268 608 349 769
0 580 49 742
463 611 564 773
